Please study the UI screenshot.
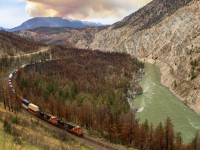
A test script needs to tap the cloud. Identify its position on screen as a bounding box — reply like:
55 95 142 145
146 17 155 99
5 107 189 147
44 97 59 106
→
25 0 151 24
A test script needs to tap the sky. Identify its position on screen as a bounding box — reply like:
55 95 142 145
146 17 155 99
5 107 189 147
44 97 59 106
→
0 0 151 28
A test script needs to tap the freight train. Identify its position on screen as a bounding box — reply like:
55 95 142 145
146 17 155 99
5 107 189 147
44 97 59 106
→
8 67 83 137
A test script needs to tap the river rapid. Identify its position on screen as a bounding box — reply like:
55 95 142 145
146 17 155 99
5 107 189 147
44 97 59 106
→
131 63 200 143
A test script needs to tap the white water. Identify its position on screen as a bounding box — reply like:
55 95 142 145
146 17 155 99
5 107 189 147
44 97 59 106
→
131 63 200 143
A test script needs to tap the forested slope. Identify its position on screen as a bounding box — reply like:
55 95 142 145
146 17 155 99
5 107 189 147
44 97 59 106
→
0 31 45 56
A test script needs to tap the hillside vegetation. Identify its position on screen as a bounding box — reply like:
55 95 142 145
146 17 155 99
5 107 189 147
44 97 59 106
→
0 102 89 150
0 31 45 56
17 47 143 117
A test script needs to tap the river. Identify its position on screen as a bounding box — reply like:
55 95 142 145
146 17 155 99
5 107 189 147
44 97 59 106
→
131 63 200 143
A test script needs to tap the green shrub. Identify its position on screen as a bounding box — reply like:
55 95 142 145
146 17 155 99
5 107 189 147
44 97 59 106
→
13 137 22 145
11 117 20 124
191 70 198 80
3 119 12 134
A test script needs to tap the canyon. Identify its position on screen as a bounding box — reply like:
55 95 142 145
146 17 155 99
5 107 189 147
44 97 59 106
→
17 0 200 115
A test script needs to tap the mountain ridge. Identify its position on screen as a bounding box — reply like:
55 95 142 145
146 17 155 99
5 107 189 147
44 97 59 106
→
0 30 46 56
112 0 192 31
0 27 5 30
10 17 104 31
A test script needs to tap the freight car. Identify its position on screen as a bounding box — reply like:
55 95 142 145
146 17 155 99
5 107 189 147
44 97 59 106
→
28 103 39 116
22 99 30 109
8 74 13 79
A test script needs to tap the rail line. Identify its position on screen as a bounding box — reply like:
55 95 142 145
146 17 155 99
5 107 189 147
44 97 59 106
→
22 104 126 150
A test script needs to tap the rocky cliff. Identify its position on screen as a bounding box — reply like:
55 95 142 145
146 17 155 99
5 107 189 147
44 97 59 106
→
18 0 200 114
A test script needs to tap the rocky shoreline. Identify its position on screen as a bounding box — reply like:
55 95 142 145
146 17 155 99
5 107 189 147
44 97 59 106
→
126 68 144 112
139 58 200 116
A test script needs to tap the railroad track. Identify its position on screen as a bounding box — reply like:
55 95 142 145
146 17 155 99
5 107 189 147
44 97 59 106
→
22 105 127 150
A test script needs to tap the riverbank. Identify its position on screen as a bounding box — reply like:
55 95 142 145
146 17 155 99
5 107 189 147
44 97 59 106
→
138 57 200 116
126 66 144 112
132 62 200 143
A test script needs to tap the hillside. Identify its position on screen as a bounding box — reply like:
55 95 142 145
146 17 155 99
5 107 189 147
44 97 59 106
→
0 31 47 56
17 0 200 115
10 17 103 31
112 0 192 30
17 47 143 118
17 27 101 48
0 102 89 150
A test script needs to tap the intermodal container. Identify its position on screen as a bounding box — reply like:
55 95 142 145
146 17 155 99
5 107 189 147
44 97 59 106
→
9 74 13 79
22 99 30 109
28 103 39 115
12 70 17 74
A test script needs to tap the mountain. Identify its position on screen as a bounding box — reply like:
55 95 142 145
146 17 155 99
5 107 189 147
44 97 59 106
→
83 21 103 26
10 17 103 31
17 0 200 114
0 27 9 31
0 27 5 30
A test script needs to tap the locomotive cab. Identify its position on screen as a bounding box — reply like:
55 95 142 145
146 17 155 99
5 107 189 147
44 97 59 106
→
49 116 58 125
72 126 84 136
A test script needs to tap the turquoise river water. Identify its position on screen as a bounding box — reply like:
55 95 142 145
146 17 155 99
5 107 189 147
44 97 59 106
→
132 63 200 143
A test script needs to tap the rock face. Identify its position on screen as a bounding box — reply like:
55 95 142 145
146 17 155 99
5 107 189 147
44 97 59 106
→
17 1 200 114
81 0 200 115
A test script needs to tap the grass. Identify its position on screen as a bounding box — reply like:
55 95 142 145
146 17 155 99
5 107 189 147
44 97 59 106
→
0 122 42 150
0 102 91 150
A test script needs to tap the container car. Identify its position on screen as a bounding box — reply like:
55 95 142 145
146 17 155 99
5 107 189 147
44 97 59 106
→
11 88 16 93
9 74 13 79
21 64 28 68
12 69 17 74
28 103 39 116
22 99 30 109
